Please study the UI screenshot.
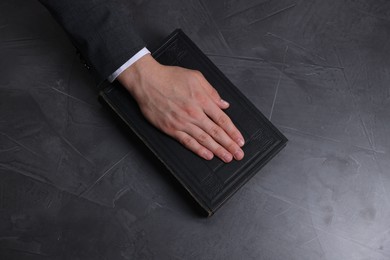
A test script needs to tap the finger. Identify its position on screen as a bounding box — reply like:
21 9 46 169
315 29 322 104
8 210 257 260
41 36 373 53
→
183 124 234 163
204 103 245 148
174 131 214 160
199 77 230 109
194 115 244 161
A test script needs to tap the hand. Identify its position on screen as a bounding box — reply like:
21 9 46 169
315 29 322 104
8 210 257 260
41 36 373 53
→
117 54 245 163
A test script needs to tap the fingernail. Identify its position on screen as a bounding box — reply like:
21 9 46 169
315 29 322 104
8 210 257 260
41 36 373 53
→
237 138 245 147
234 149 244 160
203 151 213 160
221 99 229 106
222 153 233 163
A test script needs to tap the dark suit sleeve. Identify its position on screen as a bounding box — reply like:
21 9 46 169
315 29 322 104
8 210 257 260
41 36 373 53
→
39 0 145 80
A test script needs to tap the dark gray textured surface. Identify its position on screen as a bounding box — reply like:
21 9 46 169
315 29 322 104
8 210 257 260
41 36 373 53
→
1 0 390 259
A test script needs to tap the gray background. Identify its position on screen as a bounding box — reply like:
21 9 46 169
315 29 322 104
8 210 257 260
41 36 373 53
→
1 0 390 259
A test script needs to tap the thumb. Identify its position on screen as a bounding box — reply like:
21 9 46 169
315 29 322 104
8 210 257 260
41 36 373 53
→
200 79 230 109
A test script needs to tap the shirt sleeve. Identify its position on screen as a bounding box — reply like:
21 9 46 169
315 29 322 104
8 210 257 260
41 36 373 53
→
107 47 151 82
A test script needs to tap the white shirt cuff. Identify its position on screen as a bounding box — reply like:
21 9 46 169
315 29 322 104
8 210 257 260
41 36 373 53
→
107 47 151 82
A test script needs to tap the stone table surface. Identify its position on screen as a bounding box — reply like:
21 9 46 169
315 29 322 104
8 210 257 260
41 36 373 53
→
1 0 390 259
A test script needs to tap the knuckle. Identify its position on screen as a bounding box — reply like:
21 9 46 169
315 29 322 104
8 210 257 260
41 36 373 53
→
159 117 173 129
190 70 208 87
197 133 209 144
211 92 219 101
194 92 208 105
160 122 175 134
209 126 221 137
216 114 230 126
209 87 219 97
185 107 201 120
170 110 182 122
192 70 203 78
180 135 194 148
161 117 182 132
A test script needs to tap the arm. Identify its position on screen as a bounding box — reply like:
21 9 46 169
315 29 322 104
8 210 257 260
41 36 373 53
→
38 0 145 80
39 0 245 162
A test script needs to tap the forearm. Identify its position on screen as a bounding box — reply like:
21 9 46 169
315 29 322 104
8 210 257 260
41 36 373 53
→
38 0 145 80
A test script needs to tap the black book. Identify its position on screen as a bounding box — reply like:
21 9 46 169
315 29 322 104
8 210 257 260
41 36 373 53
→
99 29 287 216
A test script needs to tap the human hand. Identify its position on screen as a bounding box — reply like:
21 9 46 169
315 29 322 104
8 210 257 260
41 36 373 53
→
117 54 245 163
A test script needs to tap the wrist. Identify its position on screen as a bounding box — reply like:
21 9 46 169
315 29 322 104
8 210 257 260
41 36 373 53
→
117 54 160 94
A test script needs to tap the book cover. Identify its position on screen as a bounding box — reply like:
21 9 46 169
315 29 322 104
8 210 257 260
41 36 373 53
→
99 29 287 216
